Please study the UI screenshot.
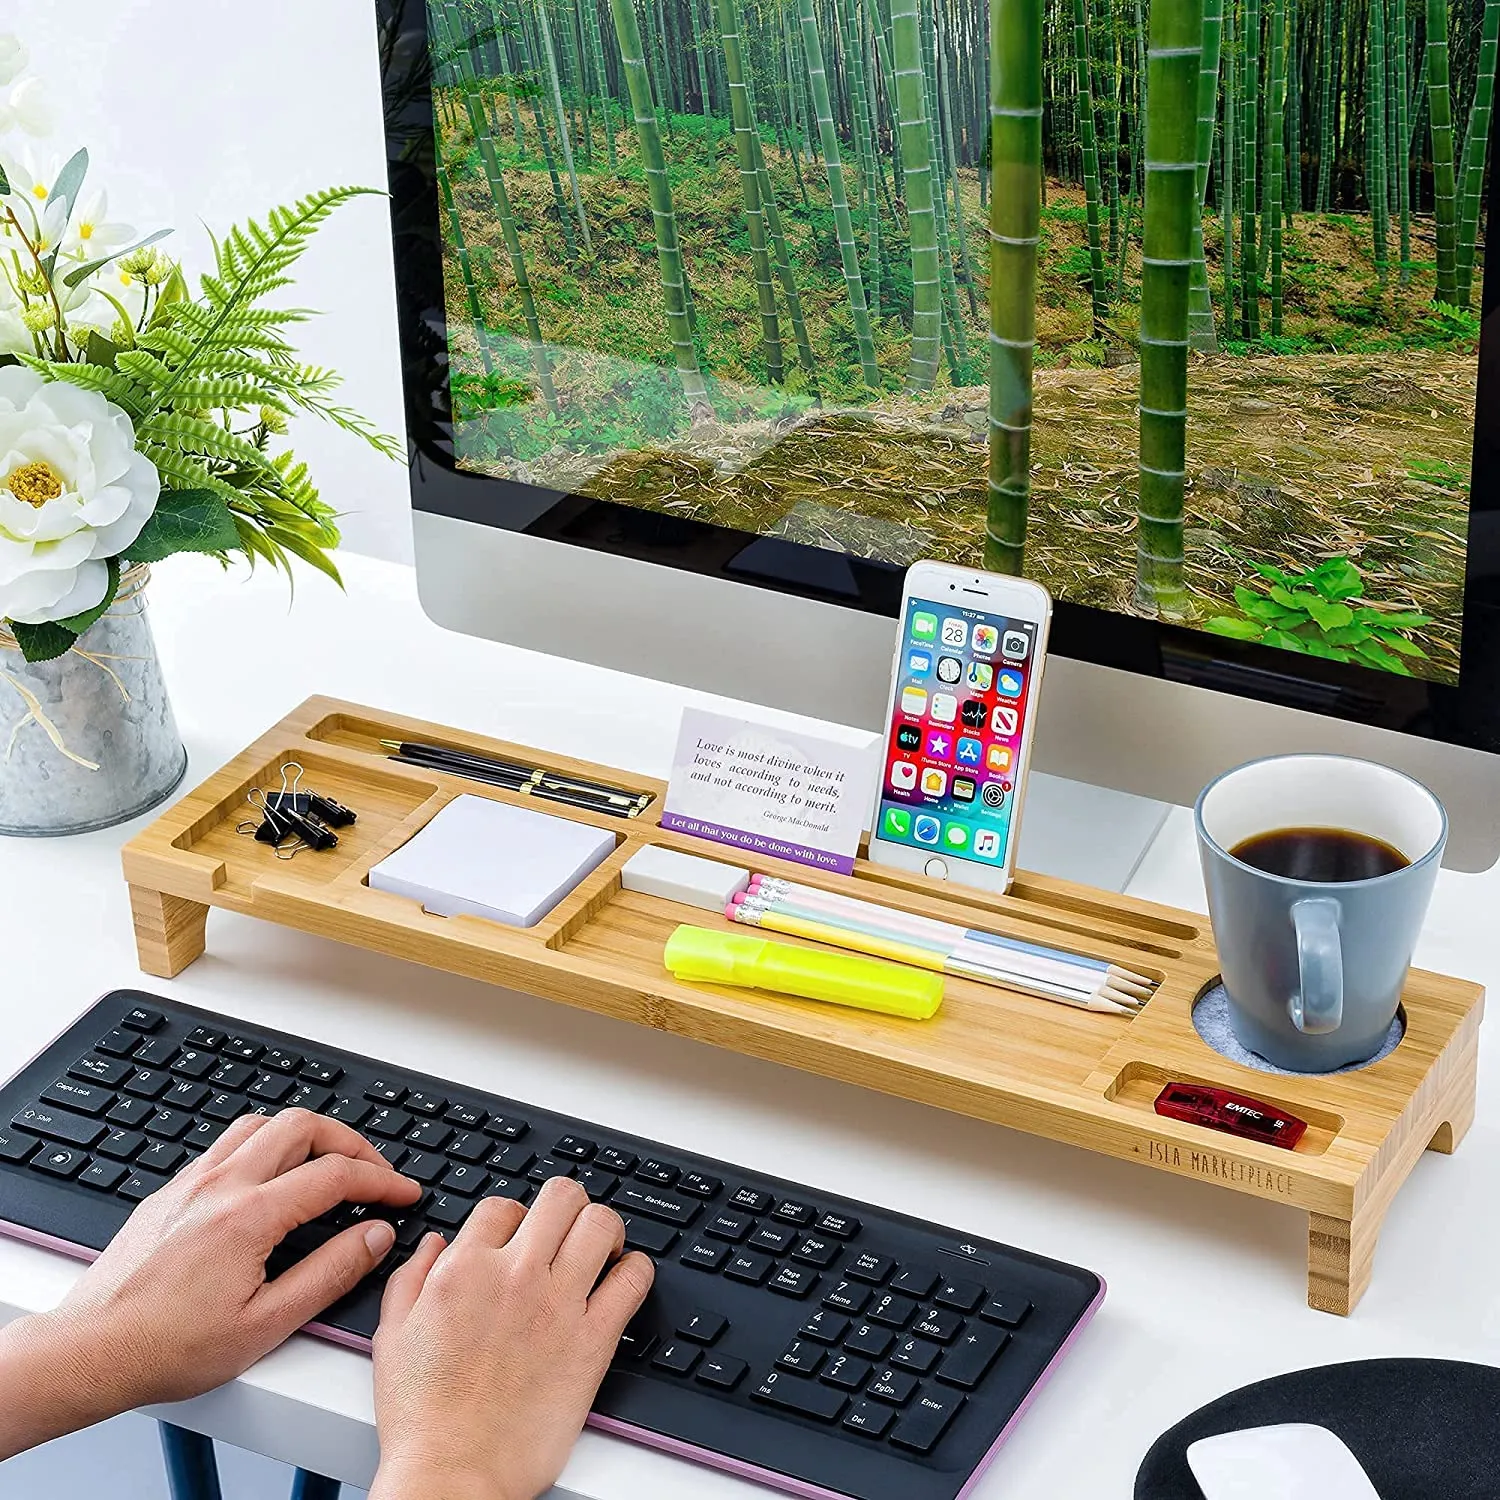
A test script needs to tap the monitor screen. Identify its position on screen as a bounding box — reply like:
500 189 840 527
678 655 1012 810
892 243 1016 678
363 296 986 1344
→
384 0 1500 746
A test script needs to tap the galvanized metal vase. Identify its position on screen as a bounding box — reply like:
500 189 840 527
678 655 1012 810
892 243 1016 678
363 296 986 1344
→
0 566 187 837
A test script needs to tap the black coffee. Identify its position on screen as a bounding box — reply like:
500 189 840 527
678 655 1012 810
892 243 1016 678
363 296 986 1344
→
1230 826 1411 882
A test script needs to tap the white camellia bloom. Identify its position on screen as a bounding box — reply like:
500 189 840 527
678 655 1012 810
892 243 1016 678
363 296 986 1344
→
0 366 161 625
0 35 27 88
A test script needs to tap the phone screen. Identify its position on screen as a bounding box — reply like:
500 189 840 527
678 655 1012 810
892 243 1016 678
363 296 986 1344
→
875 597 1040 868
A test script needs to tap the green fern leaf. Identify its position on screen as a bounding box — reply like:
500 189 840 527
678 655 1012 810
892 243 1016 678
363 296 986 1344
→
138 411 274 472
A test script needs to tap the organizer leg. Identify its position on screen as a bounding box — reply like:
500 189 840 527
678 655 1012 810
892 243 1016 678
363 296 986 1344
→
1307 1205 1385 1316
1427 1051 1479 1155
130 886 209 977
290 1471 343 1500
159 1422 223 1500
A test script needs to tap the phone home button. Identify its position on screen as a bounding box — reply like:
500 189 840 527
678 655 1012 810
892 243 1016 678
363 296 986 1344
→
923 857 949 880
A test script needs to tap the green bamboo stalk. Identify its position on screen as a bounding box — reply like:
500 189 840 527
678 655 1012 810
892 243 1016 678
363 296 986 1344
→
1222 0 1237 337
921 0 969 376
503 0 581 258
689 0 710 110
1427 0 1459 301
607 0 711 412
1268 0 1286 329
890 0 943 389
1135 0 1200 617
438 0 558 409
758 163 823 390
1284 0 1297 220
436 160 497 376
1369 0 1389 281
535 0 593 252
864 4 885 318
1240 0 1260 335
582 0 620 167
987 0 1043 572
1187 0 1224 349
1316 0 1335 209
1073 0 1111 327
935 0 980 316
1455 0 1499 305
1393 0 1411 278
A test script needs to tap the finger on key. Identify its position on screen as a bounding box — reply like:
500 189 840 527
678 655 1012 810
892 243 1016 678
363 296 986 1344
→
258 1153 422 1237
510 1176 591 1265
550 1202 626 1296
230 1108 394 1180
456 1192 528 1252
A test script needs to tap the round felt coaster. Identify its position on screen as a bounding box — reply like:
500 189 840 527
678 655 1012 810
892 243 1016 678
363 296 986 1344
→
1191 983 1405 1076
1134 1359 1500 1499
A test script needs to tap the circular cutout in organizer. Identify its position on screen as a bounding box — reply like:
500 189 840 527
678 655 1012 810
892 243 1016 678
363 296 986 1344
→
1191 983 1404 1076
1134 1359 1500 1499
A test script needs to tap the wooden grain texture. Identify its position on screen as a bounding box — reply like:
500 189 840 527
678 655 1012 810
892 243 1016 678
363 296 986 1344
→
119 696 1487 1314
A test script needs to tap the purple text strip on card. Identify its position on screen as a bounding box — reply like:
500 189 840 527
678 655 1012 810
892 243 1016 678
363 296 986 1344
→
659 813 857 875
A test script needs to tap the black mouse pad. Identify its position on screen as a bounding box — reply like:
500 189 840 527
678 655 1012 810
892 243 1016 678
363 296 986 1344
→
1134 1359 1500 1498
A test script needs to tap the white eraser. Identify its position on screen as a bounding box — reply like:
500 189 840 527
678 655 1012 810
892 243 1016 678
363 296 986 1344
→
622 845 751 912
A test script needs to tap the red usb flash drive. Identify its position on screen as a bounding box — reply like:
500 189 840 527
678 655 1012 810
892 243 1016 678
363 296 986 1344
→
1153 1083 1308 1150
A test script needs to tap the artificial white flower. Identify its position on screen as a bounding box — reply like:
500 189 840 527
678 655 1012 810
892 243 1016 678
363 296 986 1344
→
0 366 160 625
0 275 25 356
0 36 27 89
0 75 52 138
64 188 132 258
0 145 58 226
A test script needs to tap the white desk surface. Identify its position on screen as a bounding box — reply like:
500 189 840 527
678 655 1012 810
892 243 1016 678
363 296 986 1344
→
2 553 1498 1497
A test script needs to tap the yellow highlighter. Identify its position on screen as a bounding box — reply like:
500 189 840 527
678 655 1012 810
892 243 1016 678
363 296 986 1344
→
663 925 943 1020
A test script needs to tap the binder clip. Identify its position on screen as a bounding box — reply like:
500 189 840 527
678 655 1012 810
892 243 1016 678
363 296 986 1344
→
261 764 358 829
235 763 350 859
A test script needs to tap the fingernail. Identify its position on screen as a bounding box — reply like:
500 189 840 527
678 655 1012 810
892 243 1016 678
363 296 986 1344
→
365 1220 396 1257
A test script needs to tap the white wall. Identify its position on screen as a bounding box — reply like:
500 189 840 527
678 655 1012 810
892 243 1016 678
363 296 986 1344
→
8 0 414 564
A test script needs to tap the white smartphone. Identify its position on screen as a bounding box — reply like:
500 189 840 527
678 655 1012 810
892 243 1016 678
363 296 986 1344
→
867 561 1052 895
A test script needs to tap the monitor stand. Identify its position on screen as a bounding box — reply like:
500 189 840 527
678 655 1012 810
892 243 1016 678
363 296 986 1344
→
1014 773 1175 893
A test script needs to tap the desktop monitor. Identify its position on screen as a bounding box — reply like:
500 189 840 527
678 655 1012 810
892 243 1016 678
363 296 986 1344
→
376 0 1500 868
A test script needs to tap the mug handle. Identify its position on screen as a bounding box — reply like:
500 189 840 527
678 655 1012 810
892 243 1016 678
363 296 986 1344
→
1290 898 1343 1034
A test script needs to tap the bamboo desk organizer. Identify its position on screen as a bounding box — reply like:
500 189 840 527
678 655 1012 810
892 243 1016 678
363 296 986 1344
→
121 696 1484 1316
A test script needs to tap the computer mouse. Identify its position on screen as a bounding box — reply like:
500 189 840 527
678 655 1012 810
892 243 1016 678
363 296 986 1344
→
1186 1422 1383 1500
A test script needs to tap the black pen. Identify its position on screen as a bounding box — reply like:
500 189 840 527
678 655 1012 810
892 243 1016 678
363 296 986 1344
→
380 739 651 809
384 751 644 819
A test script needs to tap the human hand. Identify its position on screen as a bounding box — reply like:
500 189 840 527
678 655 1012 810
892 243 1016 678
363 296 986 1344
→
370 1177 656 1500
24 1109 421 1421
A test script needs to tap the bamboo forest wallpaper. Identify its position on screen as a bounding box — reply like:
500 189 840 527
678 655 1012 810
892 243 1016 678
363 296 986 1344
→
427 0 1493 685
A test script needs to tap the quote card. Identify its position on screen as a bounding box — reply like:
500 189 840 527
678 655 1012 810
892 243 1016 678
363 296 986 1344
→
661 708 876 874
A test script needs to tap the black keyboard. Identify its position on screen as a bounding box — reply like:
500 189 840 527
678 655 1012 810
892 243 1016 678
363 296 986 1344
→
0 993 1103 1500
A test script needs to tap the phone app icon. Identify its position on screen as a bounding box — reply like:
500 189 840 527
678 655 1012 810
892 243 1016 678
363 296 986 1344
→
914 815 942 845
971 624 1000 655
1002 629 1030 660
960 698 988 728
981 781 1007 808
907 649 932 677
924 729 954 761
986 743 1014 774
952 777 977 803
955 736 983 767
941 618 969 649
944 823 970 850
920 767 949 798
966 661 994 691
901 686 928 717
890 761 918 791
930 694 958 724
896 724 921 751
991 704 1020 737
996 669 1024 699
883 807 912 838
936 656 962 684
974 828 1002 859
912 611 938 641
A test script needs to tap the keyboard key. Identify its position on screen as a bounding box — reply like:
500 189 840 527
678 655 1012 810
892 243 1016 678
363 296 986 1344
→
482 1176 531 1203
138 1141 188 1174
822 1280 869 1314
365 1078 406 1104
487 1144 536 1175
12 1105 105 1148
938 1326 1010 1389
724 1250 772 1285
405 1119 452 1151
652 1341 700 1376
815 1211 860 1240
866 1293 917 1328
706 1210 753 1243
843 1399 894 1437
440 1163 488 1196
620 1216 680 1255
528 1158 575 1185
447 1131 487 1164
635 1159 678 1186
935 1278 986 1313
221 1037 264 1062
778 1339 825 1376
262 1049 303 1074
118 1171 164 1202
0 1129 39 1164
325 1096 370 1127
791 1235 840 1268
576 1167 619 1201
680 1240 728 1272
769 1263 820 1298
185 1120 226 1151
405 1090 446 1117
41 1078 114 1116
400 1151 445 1184
96 1028 139 1058
772 1199 815 1226
913 1307 965 1343
426 1192 471 1228
483 1115 529 1141
890 1389 966 1454
79 1160 128 1192
613 1184 699 1226
844 1322 894 1359
596 1147 635 1173
123 1068 170 1100
185 1026 226 1050
891 1266 939 1298
821 1353 872 1390
146 1108 193 1141
750 1224 795 1255
678 1309 727 1344
866 1368 918 1405
553 1135 595 1162
729 1187 772 1214
163 1081 209 1112
678 1172 720 1198
203 1092 248 1123
32 1145 87 1179
287 1084 333 1113
752 1370 846 1423
800 1310 849 1344
105 1097 154 1128
979 1294 1033 1328
299 1059 342 1086
615 1326 657 1363
366 1107 414 1139
890 1336 941 1373
132 1037 177 1067
373 1141 407 1169
248 1074 294 1104
697 1354 747 1390
68 1056 130 1087
96 1128 146 1161
207 1060 255 1091
122 1006 165 1032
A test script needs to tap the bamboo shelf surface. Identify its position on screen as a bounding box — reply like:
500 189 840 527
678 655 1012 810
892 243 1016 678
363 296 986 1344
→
121 696 1484 1315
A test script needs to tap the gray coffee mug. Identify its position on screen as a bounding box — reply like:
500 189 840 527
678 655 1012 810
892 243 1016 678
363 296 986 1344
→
1195 754 1447 1071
